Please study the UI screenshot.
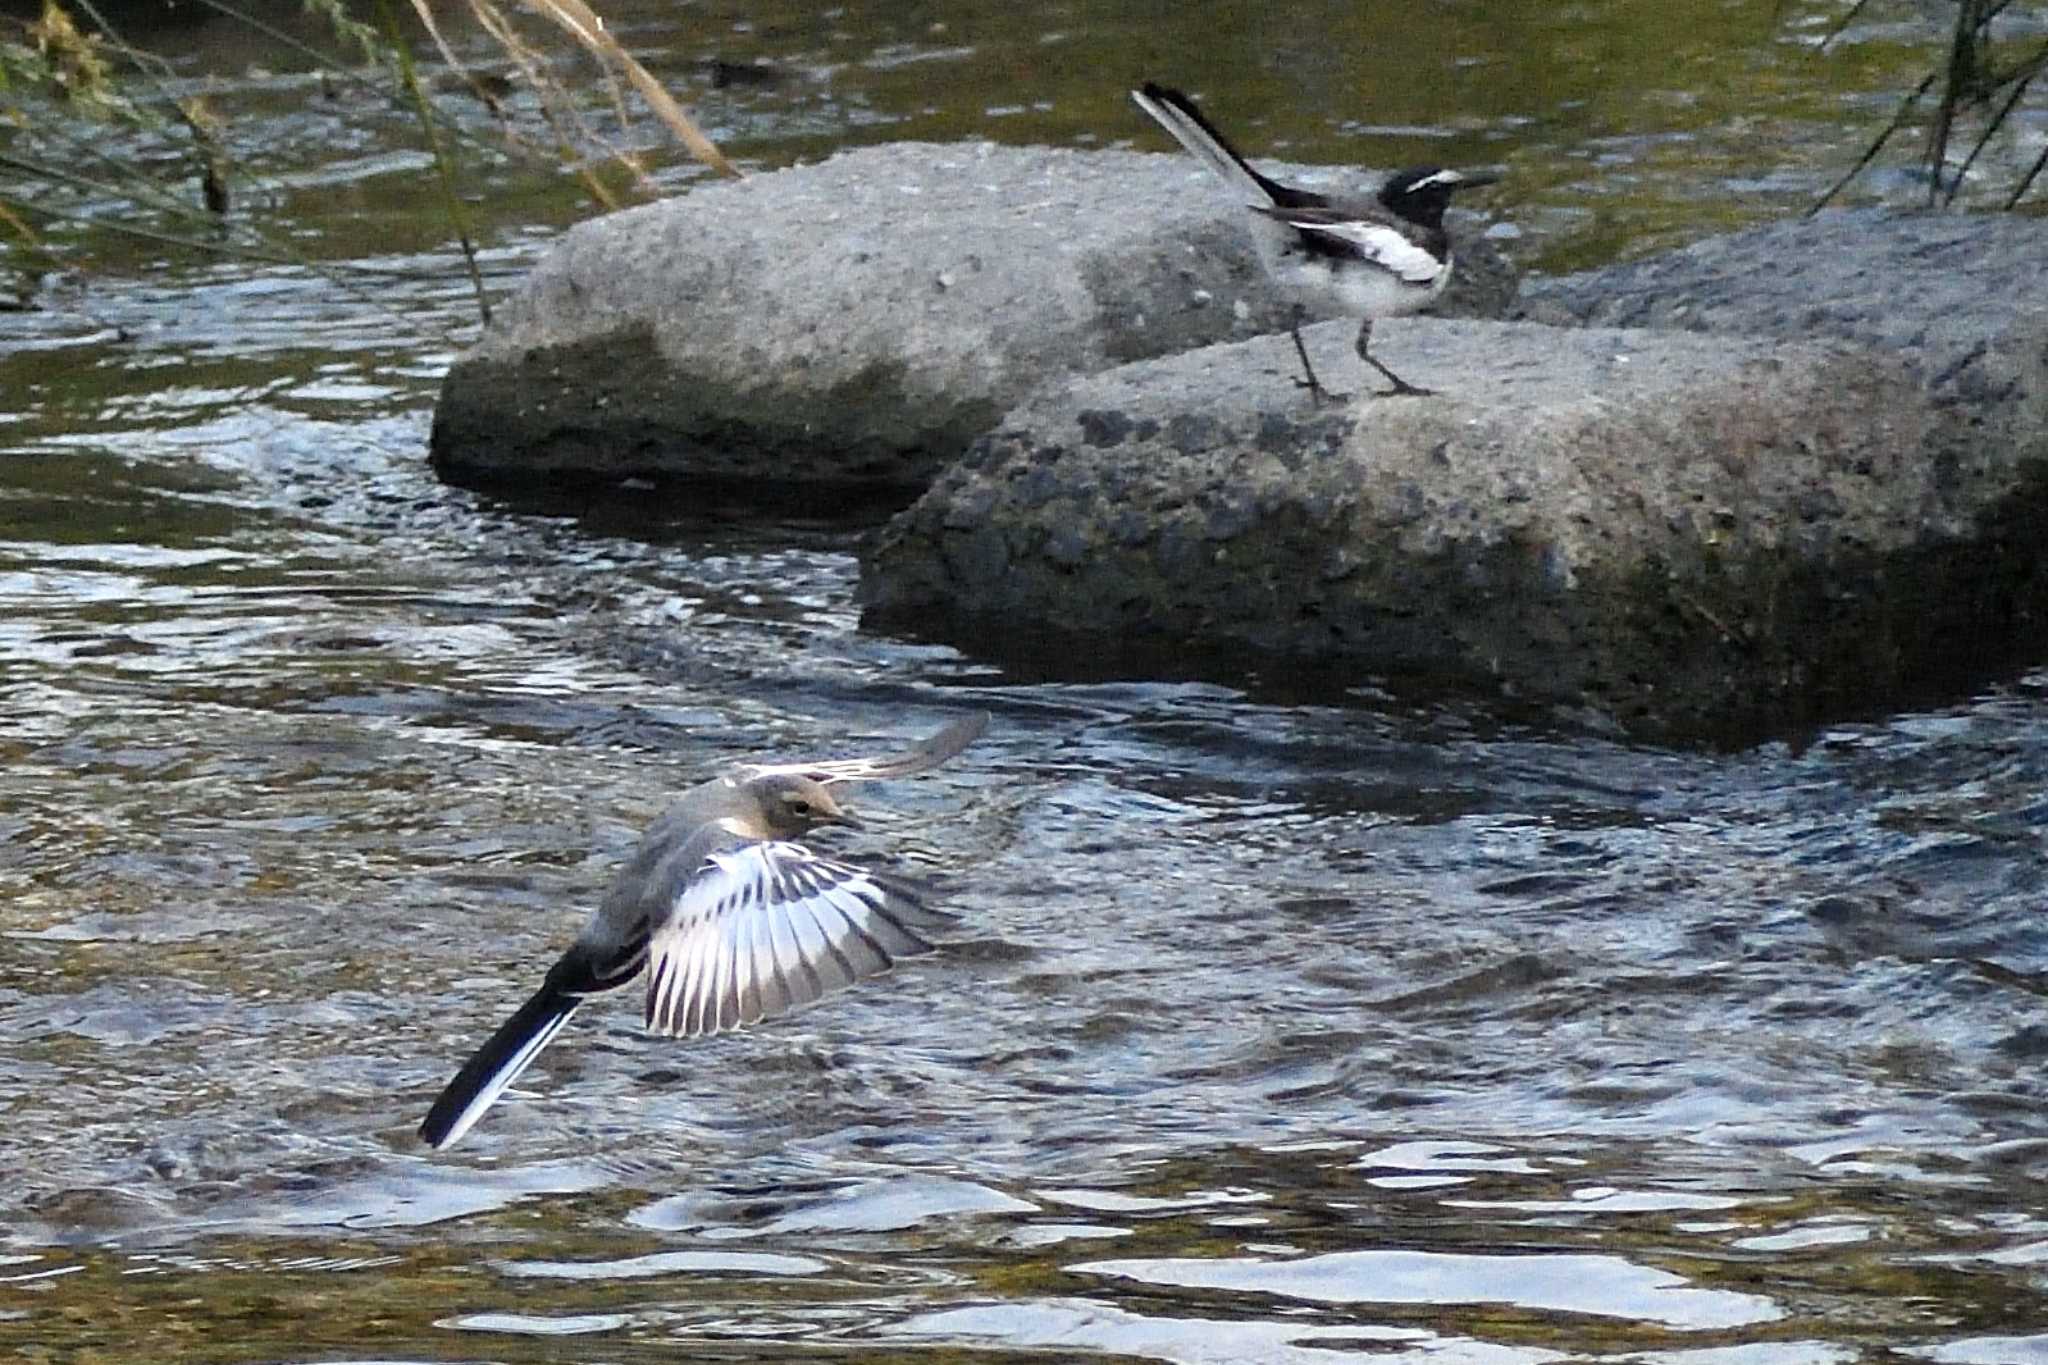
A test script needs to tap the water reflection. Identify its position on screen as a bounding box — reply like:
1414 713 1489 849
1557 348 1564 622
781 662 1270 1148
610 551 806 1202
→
1072 1249 1782 1329
1917 1336 2048 1365
501 1248 828 1279
895 1299 1566 1365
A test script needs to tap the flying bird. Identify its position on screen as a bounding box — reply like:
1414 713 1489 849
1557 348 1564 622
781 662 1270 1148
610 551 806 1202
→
418 711 989 1149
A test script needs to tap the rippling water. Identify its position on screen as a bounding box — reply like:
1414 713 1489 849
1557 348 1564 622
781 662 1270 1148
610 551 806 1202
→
3 2 2046 1361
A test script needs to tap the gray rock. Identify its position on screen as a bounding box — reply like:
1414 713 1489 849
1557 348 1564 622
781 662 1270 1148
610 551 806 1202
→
430 141 1512 493
1520 210 2048 486
860 312 2042 741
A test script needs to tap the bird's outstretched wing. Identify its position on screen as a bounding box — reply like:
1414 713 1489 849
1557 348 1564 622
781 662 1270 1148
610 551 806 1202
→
740 711 990 787
643 841 950 1038
1250 204 1444 284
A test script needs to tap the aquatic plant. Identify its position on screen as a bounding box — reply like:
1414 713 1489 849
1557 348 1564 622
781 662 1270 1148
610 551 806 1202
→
1813 0 2048 209
0 0 735 316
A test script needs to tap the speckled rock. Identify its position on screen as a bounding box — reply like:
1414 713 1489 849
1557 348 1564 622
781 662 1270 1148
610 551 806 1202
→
1520 210 2048 501
859 313 2048 741
429 141 1513 496
858 211 2048 739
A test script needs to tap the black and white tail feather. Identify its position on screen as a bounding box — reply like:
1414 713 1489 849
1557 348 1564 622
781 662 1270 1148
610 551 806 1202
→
416 982 587 1151
1130 80 1302 213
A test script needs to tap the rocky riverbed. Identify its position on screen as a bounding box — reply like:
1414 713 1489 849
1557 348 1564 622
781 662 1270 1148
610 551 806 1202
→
432 146 2048 741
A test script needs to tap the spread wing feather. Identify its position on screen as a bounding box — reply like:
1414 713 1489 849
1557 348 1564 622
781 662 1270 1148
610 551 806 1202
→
644 842 947 1039
741 712 989 786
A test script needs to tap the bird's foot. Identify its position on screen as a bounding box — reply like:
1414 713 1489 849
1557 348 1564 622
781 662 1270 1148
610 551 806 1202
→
1360 348 1433 398
1294 375 1352 406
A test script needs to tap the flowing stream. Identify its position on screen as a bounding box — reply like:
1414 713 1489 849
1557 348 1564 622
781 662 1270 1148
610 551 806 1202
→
1 3 2044 1361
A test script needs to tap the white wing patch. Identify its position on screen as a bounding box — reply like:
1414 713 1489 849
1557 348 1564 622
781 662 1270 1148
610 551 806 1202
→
1281 218 1444 284
643 842 939 1039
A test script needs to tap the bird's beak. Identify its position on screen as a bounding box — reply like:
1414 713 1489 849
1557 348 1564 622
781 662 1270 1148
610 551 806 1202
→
1455 170 1503 191
822 806 863 832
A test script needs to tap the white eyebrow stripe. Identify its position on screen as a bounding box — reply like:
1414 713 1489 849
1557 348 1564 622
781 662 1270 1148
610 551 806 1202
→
1399 170 1464 192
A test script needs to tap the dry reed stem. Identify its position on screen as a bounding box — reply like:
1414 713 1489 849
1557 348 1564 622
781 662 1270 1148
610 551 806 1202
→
423 0 740 182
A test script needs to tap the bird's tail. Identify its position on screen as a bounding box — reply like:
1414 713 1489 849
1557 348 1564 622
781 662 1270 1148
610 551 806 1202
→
1131 82 1289 208
418 984 583 1150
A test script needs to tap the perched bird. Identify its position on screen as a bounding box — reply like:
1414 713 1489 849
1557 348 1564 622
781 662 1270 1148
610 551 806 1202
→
418 712 989 1150
1131 81 1499 402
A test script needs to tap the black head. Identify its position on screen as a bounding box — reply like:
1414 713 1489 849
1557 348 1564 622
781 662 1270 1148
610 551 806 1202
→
1377 167 1501 230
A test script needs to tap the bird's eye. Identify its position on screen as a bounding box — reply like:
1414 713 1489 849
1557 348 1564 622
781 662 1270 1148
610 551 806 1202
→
786 798 812 815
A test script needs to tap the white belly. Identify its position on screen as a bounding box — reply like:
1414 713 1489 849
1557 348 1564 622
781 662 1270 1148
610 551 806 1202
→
1250 221 1450 320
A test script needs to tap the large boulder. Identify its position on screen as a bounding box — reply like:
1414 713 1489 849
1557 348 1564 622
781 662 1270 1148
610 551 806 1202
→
860 216 2048 742
429 141 1512 497
1519 210 2048 488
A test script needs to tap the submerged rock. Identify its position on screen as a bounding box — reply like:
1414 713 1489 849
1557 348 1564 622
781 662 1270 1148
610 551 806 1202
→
428 140 1511 498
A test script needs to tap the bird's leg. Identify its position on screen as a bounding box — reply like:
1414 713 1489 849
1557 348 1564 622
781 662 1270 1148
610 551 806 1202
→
1288 306 1349 406
1356 319 1433 398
